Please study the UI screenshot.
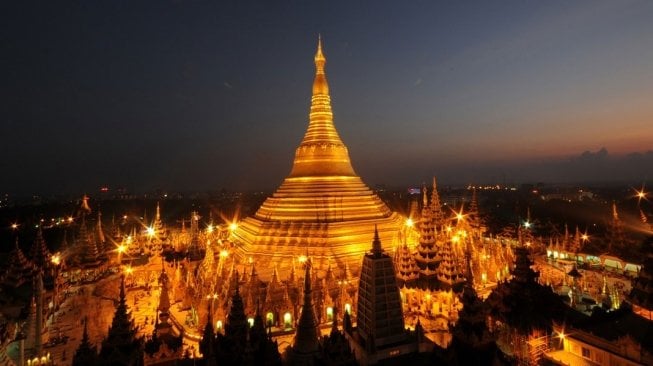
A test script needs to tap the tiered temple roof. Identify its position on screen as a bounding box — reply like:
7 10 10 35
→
29 227 51 270
1 240 34 288
394 240 419 287
415 184 440 285
78 215 102 267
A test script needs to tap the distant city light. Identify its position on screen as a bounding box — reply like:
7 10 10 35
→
229 222 238 231
405 218 414 228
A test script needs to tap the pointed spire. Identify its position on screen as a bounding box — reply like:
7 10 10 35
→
422 183 428 206
72 317 98 365
371 225 383 256
30 225 51 269
431 177 445 226
292 256 320 356
1 239 34 287
312 34 328 95
289 35 356 178
100 274 143 363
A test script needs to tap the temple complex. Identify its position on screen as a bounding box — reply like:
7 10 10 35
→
231 38 404 279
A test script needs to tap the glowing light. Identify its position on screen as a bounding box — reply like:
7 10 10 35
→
117 244 127 254
247 318 254 327
456 213 464 221
146 226 155 237
10 223 18 230
124 266 133 275
298 255 308 263
126 235 133 245
67 216 74 223
51 254 61 266
405 218 414 228
207 224 214 233
283 312 292 328
557 331 565 340
581 234 589 242
229 222 238 231
524 221 531 229
219 250 229 258
635 186 648 203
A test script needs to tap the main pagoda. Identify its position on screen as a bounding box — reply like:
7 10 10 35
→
232 37 403 279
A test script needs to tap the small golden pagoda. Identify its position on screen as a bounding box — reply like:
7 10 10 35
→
232 37 403 279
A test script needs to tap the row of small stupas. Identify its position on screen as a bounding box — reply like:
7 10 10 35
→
68 220 653 366
72 227 436 366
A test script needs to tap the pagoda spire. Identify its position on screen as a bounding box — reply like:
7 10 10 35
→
291 256 320 360
371 225 383 256
289 36 356 178
72 318 98 365
431 177 445 227
225 271 248 344
100 275 143 364
416 183 439 286
1 240 34 288
30 226 51 269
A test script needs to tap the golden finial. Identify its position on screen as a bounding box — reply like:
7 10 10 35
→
314 34 326 74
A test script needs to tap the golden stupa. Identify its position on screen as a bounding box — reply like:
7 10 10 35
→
232 38 404 279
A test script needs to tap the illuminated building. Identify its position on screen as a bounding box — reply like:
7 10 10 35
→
231 37 403 279
345 228 432 365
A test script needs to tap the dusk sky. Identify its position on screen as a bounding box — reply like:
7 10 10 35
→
3 1 653 195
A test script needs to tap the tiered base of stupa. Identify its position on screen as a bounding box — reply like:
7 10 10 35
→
229 40 405 281
232 212 403 280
